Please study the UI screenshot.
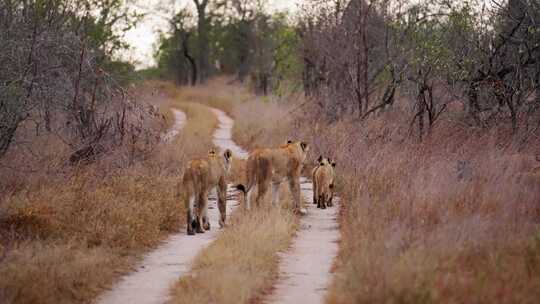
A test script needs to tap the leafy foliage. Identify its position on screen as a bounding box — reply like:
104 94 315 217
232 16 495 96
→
154 2 301 94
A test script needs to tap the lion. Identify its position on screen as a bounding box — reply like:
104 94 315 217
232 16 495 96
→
312 156 336 209
236 140 309 214
182 148 233 235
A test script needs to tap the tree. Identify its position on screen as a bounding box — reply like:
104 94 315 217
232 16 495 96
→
0 0 157 162
156 0 299 94
193 0 211 83
298 0 388 118
298 0 540 136
172 9 198 85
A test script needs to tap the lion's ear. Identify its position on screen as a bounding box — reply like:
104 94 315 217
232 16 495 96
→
224 149 232 161
328 158 336 167
317 155 323 163
287 140 293 144
300 142 308 152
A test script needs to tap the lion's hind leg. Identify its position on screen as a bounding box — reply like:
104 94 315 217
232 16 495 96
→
255 157 271 208
256 180 270 208
316 184 327 209
186 190 197 236
198 190 209 232
327 184 335 207
217 178 227 228
312 171 318 205
289 178 305 214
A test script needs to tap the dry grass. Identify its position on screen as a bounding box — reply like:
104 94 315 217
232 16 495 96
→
0 81 218 304
0 166 183 303
225 86 540 303
325 146 540 302
146 79 220 147
0 241 130 304
288 108 540 304
169 205 298 304
173 102 217 145
158 79 252 184
151 77 252 115
0 79 274 304
166 80 303 304
232 100 294 149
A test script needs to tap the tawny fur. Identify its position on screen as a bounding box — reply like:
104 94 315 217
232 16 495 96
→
312 157 336 209
237 141 309 213
182 149 232 235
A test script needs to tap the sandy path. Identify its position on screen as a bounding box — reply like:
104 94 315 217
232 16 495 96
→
210 108 249 159
97 108 247 304
163 109 187 142
264 177 340 304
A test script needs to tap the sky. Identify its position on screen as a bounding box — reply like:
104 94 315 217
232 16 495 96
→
122 0 302 69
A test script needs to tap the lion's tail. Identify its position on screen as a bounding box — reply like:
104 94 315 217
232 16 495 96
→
236 156 258 205
235 184 250 208
235 184 247 194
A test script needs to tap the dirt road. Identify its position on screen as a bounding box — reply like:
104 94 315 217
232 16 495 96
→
264 177 340 304
97 108 247 304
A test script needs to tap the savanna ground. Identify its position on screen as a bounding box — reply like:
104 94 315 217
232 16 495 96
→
164 78 301 304
174 78 540 303
3 0 540 303
237 99 540 303
0 80 225 303
0 77 301 304
2 76 540 304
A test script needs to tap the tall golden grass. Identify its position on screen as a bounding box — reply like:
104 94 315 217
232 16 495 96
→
0 170 181 303
232 100 294 149
226 83 540 302
291 107 540 303
323 120 540 303
162 78 301 304
151 77 252 115
169 205 297 304
0 81 220 304
5 76 536 303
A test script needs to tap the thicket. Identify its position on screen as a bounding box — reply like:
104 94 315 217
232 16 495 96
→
299 0 540 137
0 0 159 181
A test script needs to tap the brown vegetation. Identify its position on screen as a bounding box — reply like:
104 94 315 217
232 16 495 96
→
165 79 304 304
0 82 217 304
0 171 181 304
317 114 540 303
291 1 540 300
235 93 540 302
169 205 297 304
155 77 250 114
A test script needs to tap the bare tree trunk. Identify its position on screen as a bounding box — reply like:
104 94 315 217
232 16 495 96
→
237 20 251 83
181 32 197 86
194 0 210 84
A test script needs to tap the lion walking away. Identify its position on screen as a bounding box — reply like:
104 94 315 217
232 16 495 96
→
236 140 309 214
182 149 232 235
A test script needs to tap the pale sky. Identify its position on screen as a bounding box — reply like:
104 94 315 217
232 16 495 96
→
122 0 302 69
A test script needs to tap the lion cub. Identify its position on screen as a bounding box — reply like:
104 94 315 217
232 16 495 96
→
312 156 336 209
182 149 232 235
